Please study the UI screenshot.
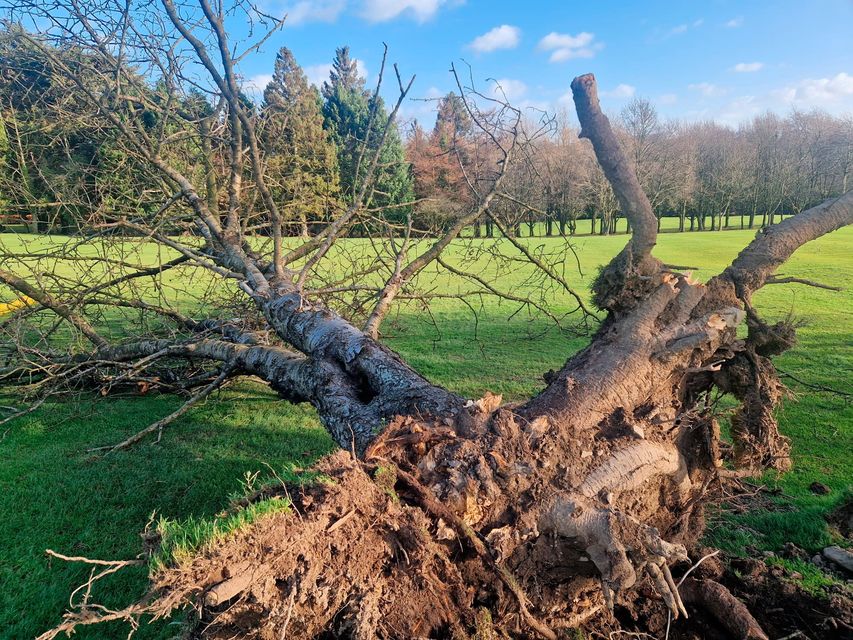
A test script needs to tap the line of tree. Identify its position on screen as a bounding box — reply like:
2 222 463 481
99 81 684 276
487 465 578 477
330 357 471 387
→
0 34 413 235
1 25 851 240
408 95 852 236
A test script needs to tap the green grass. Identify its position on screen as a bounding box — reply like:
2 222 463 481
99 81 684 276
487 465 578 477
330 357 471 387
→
150 496 291 573
0 227 850 638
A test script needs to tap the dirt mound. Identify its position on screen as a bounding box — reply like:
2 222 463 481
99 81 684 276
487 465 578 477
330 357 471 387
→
147 456 852 639
158 452 482 639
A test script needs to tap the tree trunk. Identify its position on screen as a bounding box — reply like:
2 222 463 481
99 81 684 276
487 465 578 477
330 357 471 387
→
159 191 848 640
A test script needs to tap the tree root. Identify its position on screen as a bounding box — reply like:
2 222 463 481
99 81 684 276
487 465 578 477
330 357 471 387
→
679 577 769 640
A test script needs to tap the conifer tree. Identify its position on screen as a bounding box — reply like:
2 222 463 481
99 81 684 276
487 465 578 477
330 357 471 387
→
321 46 413 222
262 47 341 237
433 91 471 150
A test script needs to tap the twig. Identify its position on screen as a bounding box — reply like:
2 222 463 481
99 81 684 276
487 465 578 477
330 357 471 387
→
777 368 851 399
91 364 234 453
765 276 842 291
45 549 144 567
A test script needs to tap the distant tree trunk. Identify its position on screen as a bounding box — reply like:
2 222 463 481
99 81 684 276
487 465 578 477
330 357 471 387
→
299 212 309 239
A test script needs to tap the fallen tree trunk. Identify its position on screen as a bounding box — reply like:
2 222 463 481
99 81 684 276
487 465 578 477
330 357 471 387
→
27 71 853 639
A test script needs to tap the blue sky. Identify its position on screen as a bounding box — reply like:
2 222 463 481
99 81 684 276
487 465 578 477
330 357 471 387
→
235 0 853 127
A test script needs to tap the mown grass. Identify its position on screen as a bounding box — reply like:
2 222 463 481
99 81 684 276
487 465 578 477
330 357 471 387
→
0 227 850 639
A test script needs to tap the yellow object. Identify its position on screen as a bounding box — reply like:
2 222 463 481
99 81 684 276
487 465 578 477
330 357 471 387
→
0 295 35 315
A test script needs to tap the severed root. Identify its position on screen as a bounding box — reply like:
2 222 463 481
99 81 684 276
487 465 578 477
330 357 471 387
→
540 497 690 618
680 577 768 640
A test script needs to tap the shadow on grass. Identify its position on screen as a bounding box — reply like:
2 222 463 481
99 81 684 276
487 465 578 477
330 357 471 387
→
0 385 334 639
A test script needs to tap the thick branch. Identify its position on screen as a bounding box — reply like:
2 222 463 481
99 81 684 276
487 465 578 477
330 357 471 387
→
712 190 853 301
0 268 107 348
571 74 657 265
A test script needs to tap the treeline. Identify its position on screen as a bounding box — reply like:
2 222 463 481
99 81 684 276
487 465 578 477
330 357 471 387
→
0 31 412 234
1 27 850 237
410 94 853 236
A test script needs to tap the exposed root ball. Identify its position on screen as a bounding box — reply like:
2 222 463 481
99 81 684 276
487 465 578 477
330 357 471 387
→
158 452 478 639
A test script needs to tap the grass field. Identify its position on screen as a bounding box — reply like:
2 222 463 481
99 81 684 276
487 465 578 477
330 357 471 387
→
0 227 850 639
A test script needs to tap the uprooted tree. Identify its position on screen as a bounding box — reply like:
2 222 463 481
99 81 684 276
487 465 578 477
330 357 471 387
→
1 2 852 639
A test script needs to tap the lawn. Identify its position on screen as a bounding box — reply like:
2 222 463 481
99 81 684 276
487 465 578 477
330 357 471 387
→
0 227 850 639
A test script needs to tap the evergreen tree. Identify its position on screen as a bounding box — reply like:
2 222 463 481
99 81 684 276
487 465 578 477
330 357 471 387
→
321 46 363 99
262 47 341 237
433 92 471 150
321 47 413 221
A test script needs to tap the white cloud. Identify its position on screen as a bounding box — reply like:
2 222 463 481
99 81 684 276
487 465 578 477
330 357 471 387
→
733 62 764 73
243 73 273 96
775 72 853 107
491 78 527 101
539 31 594 50
305 64 333 88
305 59 368 88
557 89 574 106
689 82 727 98
716 95 760 126
658 93 677 105
725 17 744 28
360 0 452 22
282 0 347 25
538 31 601 63
602 83 636 99
469 25 521 52
699 73 853 126
423 86 444 100
666 19 702 37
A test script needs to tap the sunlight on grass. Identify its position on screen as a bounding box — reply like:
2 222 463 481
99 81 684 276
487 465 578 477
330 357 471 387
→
150 497 291 573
